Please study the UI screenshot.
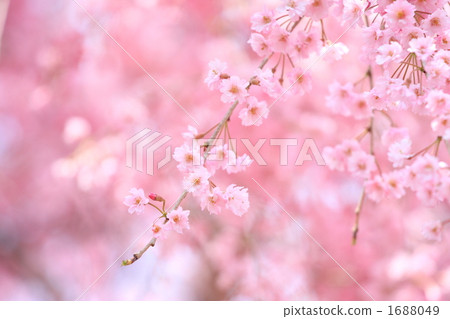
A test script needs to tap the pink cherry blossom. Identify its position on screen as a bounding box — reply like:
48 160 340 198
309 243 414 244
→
267 25 291 53
283 0 310 19
152 221 166 239
388 138 412 168
123 188 149 215
422 9 450 35
425 90 449 115
182 166 211 194
326 81 355 116
205 143 231 172
365 175 387 202
253 68 278 97
347 151 377 179
342 0 366 23
323 146 346 171
238 96 269 126
336 139 363 160
219 76 249 103
385 0 416 31
287 68 312 96
408 37 436 61
167 207 190 234
250 8 275 33
376 42 403 65
422 221 443 242
382 127 410 146
226 153 253 174
205 59 228 90
349 94 371 119
434 30 450 50
224 184 250 216
248 33 272 58
305 0 331 20
173 143 203 172
289 28 321 59
182 125 199 140
383 171 406 199
200 187 226 215
431 115 449 134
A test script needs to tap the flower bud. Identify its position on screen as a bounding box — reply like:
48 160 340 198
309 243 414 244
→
149 193 165 202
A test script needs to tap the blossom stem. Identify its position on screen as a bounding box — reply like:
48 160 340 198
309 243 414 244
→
352 188 366 245
355 127 369 141
280 19 291 28
370 13 379 25
353 66 377 245
320 19 327 41
122 238 157 266
122 192 188 266
290 18 301 32
392 53 412 78
279 54 286 85
276 14 289 21
0 0 9 58
272 54 283 73
442 219 450 226
195 123 219 139
286 54 296 68
304 18 312 32
147 202 165 215
407 136 442 160
434 136 442 156
375 110 394 126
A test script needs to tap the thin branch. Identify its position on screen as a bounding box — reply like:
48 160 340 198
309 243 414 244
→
123 55 272 265
352 188 366 245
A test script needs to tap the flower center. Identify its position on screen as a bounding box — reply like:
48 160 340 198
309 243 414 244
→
185 153 193 163
430 18 440 26
397 11 405 19
229 85 239 94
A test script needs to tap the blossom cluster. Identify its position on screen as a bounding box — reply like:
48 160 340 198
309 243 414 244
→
125 0 449 261
322 0 449 241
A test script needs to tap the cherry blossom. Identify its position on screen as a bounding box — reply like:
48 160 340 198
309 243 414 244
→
251 8 276 33
224 184 250 217
205 59 228 90
167 207 190 234
200 187 226 215
248 33 272 57
123 188 149 215
388 138 412 168
238 96 269 126
408 37 436 61
385 0 416 30
183 166 211 194
376 42 403 66
422 221 443 242
219 76 249 103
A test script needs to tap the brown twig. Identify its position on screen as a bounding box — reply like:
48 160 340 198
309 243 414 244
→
123 55 272 265
352 188 366 245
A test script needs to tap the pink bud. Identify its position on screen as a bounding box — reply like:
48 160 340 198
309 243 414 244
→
148 193 158 200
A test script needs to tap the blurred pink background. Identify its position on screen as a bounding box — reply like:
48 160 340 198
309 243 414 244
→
0 0 449 300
